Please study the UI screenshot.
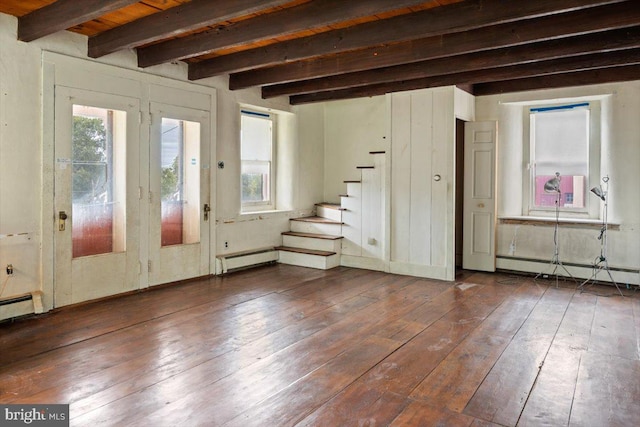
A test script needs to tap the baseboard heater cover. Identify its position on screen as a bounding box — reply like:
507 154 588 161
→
0 291 44 321
216 248 278 274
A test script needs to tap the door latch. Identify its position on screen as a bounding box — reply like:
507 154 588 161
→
203 203 211 221
58 211 68 231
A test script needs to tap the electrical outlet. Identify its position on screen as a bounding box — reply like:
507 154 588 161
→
224 241 229 249
6 264 14 275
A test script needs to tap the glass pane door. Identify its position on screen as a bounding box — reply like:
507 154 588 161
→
160 118 201 246
72 105 127 257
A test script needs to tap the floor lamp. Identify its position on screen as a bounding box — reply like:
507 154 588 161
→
578 176 624 296
535 173 577 287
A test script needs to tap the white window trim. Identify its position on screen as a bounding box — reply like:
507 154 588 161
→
240 108 276 212
522 100 601 219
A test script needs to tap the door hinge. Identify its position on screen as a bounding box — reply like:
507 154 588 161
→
148 190 153 204
138 186 143 200
148 260 152 273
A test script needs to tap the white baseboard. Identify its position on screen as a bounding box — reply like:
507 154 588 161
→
340 255 388 272
496 256 640 286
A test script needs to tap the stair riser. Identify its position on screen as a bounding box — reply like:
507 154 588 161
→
291 221 342 235
316 206 342 222
282 235 342 253
278 251 340 270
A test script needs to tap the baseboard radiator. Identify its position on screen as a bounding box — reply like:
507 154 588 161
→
215 248 278 274
0 291 44 322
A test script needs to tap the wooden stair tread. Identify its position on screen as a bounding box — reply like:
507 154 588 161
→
282 231 343 240
369 150 386 154
315 202 346 210
343 180 361 183
290 216 343 224
356 165 375 169
275 246 336 257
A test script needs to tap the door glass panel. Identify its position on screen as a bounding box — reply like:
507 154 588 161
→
160 118 201 246
72 105 127 258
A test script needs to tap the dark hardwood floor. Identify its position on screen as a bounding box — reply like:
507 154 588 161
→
1 264 639 426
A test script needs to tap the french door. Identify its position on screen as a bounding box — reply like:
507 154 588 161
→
54 87 141 305
54 87 212 305
148 102 211 286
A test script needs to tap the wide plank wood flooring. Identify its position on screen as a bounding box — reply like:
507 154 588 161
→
1 265 639 426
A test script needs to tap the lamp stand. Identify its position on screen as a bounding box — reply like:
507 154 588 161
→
578 177 624 296
535 190 577 287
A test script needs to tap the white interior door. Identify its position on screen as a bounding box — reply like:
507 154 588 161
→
54 86 141 306
148 102 211 286
463 121 497 272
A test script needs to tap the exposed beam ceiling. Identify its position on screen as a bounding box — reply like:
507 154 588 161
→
226 1 640 88
88 0 293 58
201 0 633 82
261 28 640 98
3 0 640 104
137 0 435 68
18 0 138 42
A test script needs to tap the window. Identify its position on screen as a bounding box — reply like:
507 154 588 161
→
526 102 600 217
241 109 275 211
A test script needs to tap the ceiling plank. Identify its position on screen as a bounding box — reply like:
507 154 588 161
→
18 0 139 42
189 0 628 80
473 65 640 95
137 0 436 68
262 29 640 98
88 0 293 58
289 65 640 105
224 1 640 87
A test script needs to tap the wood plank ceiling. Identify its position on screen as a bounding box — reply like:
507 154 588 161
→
2 0 640 104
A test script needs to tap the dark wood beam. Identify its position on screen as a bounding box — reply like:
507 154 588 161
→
18 0 138 42
288 52 640 104
189 0 627 80
472 65 640 95
88 0 292 58
263 29 640 98
137 0 434 68
225 1 640 87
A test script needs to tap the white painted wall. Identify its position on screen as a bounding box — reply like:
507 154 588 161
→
0 12 323 317
476 82 640 284
323 96 389 203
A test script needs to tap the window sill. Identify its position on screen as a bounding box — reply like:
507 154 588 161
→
239 209 291 218
499 216 619 230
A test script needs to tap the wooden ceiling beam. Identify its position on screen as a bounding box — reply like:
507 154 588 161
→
137 0 435 68
226 1 640 87
190 0 628 81
263 30 640 98
289 63 640 105
18 0 138 42
473 65 640 95
88 0 292 58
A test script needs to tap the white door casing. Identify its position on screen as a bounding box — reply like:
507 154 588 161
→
463 121 497 272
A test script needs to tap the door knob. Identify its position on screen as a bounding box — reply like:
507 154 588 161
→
58 211 68 231
433 174 441 182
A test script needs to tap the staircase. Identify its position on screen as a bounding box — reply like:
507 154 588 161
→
275 204 344 270
276 151 386 270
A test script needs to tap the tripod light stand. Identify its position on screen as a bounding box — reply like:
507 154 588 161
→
535 172 577 287
578 176 624 296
